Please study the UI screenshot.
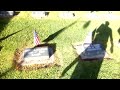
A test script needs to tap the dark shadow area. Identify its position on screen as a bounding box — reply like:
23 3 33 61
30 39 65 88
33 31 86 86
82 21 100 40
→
45 12 49 16
91 11 94 13
13 11 20 16
61 21 113 79
92 21 113 53
73 13 75 16
0 46 3 51
117 27 120 43
83 20 91 29
43 20 78 43
61 56 103 79
70 56 103 79
0 18 11 34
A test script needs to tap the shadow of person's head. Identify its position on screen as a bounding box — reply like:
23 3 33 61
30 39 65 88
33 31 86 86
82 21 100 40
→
105 21 109 27
0 46 3 51
118 28 120 35
117 27 120 43
97 21 110 32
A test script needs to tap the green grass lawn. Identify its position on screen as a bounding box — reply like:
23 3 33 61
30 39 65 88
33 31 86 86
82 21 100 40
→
0 11 120 79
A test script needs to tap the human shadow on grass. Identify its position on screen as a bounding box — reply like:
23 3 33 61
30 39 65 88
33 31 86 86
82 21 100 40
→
0 18 11 34
0 46 3 51
61 21 113 79
117 27 120 43
92 21 113 53
43 20 78 43
61 56 103 79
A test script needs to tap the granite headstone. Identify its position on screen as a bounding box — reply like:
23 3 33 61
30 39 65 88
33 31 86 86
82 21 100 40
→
21 46 54 66
59 11 75 18
0 11 14 17
32 11 49 19
73 42 111 60
80 43 106 59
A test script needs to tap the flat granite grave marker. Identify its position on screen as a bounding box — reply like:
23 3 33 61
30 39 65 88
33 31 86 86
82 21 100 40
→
59 11 75 18
32 11 49 19
73 43 112 60
80 43 106 60
72 31 112 60
20 46 54 66
13 43 58 70
0 11 14 18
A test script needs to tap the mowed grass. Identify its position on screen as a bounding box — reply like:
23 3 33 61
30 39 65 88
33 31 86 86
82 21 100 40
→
0 11 120 79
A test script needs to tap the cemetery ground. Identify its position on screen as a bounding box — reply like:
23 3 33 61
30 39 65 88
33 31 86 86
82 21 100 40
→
0 11 120 79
